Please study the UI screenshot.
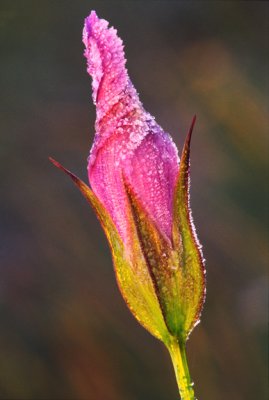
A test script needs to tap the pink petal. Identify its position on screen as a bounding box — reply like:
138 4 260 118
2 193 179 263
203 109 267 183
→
84 11 179 245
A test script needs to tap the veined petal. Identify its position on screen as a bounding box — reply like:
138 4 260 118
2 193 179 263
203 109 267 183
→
84 12 179 245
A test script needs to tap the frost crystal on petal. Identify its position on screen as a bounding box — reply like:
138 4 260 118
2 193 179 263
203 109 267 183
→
83 10 129 113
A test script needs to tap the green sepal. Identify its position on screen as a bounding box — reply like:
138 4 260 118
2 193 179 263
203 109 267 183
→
172 116 206 340
49 158 170 342
124 178 188 339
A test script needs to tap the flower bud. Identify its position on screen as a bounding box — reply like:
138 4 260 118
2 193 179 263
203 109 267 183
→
51 9 205 354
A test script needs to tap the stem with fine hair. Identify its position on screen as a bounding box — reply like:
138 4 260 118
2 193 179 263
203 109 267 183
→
167 338 195 400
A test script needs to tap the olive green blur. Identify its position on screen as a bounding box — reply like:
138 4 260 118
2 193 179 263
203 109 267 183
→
0 1 267 399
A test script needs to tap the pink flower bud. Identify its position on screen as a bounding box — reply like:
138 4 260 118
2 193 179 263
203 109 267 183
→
50 12 206 398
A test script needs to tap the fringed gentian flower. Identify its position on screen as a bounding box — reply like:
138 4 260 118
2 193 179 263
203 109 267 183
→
51 10 206 400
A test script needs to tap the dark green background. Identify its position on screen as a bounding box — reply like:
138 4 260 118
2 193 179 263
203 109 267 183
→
0 1 268 399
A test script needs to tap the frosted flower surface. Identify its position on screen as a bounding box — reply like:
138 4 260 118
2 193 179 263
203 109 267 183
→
83 11 179 245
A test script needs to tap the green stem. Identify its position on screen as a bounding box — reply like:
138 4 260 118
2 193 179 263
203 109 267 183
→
167 338 195 400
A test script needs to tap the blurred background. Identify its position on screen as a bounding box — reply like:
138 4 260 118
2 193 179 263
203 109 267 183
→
0 1 268 399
